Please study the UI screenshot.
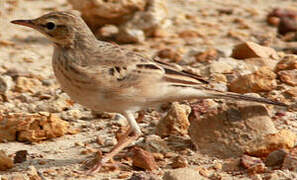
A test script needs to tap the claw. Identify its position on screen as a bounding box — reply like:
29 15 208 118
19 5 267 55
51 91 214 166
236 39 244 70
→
86 162 103 174
81 150 104 174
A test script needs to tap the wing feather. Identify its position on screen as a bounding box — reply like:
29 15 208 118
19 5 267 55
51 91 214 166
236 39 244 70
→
79 44 208 89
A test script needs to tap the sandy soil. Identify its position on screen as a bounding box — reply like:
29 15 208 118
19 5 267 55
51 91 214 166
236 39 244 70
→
0 0 297 179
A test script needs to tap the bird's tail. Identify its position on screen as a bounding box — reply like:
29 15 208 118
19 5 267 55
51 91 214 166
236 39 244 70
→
204 89 288 107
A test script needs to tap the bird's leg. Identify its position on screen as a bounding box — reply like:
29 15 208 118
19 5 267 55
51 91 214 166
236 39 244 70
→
87 112 141 174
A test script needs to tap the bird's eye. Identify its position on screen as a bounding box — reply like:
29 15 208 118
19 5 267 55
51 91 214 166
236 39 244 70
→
45 22 56 30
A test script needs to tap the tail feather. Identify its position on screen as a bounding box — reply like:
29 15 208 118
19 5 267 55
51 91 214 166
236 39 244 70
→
209 91 288 107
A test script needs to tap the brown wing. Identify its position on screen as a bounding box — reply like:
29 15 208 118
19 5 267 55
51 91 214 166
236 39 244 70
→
78 43 208 89
153 58 209 85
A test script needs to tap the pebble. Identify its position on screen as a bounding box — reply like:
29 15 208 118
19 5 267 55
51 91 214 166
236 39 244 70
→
240 155 265 174
171 156 188 169
0 150 13 171
229 67 277 93
246 129 297 157
282 147 297 172
189 100 277 158
131 147 158 171
231 41 278 59
265 149 287 167
278 69 297 86
163 168 206 180
13 150 27 163
156 102 191 137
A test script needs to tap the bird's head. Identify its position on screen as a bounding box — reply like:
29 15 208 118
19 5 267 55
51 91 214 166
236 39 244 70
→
11 10 94 48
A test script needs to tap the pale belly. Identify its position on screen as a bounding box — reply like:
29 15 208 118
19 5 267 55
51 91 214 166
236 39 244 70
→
52 63 144 113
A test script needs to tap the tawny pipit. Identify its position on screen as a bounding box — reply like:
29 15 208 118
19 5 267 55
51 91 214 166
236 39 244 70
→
11 11 288 173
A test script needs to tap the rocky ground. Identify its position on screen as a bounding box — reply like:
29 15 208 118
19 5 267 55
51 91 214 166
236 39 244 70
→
0 0 297 179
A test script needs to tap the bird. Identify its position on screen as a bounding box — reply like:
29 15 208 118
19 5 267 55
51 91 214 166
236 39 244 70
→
11 10 288 173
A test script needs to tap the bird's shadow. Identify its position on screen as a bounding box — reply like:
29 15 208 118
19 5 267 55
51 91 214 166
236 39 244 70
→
10 35 51 45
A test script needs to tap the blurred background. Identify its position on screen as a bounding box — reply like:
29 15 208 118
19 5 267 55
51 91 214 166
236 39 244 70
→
0 0 297 179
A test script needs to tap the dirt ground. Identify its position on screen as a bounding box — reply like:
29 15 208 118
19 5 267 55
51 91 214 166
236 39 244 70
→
1 0 297 179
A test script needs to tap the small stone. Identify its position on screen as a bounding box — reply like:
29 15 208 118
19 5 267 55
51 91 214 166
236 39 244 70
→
37 93 73 113
97 24 119 38
74 142 83 146
194 48 218 62
217 8 233 15
198 168 211 177
27 166 42 180
229 67 277 93
0 40 15 46
13 150 27 163
153 28 170 38
118 172 131 179
157 48 183 63
142 135 170 153
250 174 262 180
15 77 43 94
152 153 164 161
263 173 280 180
278 69 297 86
267 16 280 26
171 156 188 169
231 41 278 59
178 30 202 38
189 101 277 158
69 0 169 43
163 168 206 180
131 147 158 171
128 172 161 180
116 29 145 43
222 158 241 172
282 147 297 172
213 162 223 170
41 79 55 86
0 113 78 142
240 155 265 174
38 160 46 165
0 150 13 171
278 17 297 35
96 136 104 145
60 109 82 121
8 175 26 180
0 75 14 95
275 55 297 72
265 149 287 167
81 148 96 155
164 152 176 158
68 0 146 27
104 137 117 146
281 32 297 42
246 130 297 157
244 57 278 71
209 58 236 74
212 73 227 83
16 93 34 103
284 87 297 97
267 8 297 27
156 102 190 137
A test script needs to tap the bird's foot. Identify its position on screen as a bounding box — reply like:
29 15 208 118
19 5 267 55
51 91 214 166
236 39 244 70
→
85 161 103 175
83 150 104 174
82 151 117 175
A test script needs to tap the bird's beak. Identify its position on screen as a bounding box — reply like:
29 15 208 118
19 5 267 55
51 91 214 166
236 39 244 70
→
10 19 36 29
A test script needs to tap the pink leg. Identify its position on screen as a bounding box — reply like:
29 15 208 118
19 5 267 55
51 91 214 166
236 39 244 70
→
87 112 141 174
